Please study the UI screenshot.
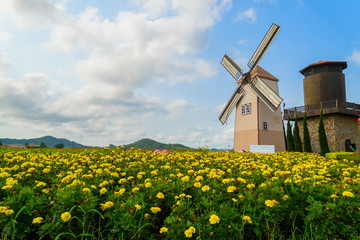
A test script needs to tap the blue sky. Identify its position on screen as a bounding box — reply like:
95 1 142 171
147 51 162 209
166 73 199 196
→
0 0 359 148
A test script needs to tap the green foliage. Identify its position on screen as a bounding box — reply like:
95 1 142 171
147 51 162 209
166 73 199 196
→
286 117 294 151
54 143 65 149
303 112 312 153
39 142 47 148
318 110 330 156
122 138 190 150
0 136 84 148
293 115 303 152
1 148 360 239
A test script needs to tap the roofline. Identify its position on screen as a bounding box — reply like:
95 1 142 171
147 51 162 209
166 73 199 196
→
299 61 347 75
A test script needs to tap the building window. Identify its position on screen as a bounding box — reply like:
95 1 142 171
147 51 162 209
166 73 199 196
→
241 103 251 115
263 121 268 130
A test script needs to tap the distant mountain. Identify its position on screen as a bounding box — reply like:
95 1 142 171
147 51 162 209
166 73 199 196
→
0 136 85 148
121 138 191 150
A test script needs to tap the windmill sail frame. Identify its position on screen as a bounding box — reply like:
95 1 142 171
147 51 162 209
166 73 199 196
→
247 24 280 70
249 76 283 112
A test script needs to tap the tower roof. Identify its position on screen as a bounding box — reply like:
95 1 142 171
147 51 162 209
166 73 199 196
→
300 60 347 75
237 65 279 84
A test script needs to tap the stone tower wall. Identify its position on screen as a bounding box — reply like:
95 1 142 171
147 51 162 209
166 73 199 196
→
297 114 360 153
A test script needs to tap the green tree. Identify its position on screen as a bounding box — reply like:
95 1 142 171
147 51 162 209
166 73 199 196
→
319 109 330 156
40 142 47 148
303 112 312 152
0 141 2 146
286 117 294 152
293 114 303 152
54 143 65 149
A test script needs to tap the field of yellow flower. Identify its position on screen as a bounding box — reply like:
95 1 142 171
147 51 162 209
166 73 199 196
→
1 147 360 239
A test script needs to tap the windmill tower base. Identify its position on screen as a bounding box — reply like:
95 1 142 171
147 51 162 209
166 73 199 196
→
233 67 286 152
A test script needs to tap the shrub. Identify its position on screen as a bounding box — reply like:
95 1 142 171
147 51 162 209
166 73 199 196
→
293 115 302 152
318 110 330 156
303 112 312 152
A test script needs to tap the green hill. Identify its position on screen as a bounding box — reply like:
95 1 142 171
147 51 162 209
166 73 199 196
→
121 138 190 150
0 136 85 148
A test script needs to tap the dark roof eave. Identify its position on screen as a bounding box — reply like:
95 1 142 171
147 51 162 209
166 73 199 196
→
299 61 347 75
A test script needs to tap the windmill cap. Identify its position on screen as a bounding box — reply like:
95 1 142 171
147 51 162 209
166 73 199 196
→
237 65 279 84
300 60 347 75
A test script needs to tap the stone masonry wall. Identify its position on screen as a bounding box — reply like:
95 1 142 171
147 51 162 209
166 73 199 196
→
297 114 360 153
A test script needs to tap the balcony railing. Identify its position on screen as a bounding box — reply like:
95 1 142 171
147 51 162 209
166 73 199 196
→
283 99 360 118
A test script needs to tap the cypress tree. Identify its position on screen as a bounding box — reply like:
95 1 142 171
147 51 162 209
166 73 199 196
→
303 112 312 152
318 109 330 156
282 118 287 150
286 116 294 151
293 114 303 152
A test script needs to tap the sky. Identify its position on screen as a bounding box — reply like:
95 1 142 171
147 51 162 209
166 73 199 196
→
0 0 360 148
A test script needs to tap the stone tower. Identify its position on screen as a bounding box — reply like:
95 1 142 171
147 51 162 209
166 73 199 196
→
284 61 360 152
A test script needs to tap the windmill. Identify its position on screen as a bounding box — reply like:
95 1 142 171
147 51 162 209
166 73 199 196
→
219 23 286 152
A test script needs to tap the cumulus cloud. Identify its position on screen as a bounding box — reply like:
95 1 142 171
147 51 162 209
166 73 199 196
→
348 50 360 65
0 0 233 147
236 7 256 23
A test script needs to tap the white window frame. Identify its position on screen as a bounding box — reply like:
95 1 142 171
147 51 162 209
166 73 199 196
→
241 103 251 115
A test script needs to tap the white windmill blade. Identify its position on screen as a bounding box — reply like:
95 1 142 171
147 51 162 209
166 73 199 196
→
249 76 283 112
221 54 243 81
219 85 245 124
247 23 280 70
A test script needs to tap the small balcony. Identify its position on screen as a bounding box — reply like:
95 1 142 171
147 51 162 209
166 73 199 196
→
283 99 360 120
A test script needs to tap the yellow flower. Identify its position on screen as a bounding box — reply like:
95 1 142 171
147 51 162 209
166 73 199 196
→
156 192 165 199
184 226 196 238
227 186 236 193
181 176 190 182
144 213 150 219
100 187 107 195
135 204 142 210
282 195 289 201
195 176 203 181
32 217 43 224
202 185 210 192
194 182 202 188
132 187 140 192
342 191 354 198
246 184 255 189
145 182 152 188
232 198 238 203
100 201 114 211
265 200 279 207
209 214 220 224
184 229 193 238
82 188 91 193
5 209 14 215
238 195 244 199
61 212 71 222
330 194 339 199
150 207 161 214
242 215 252 224
159 227 168 234
115 188 126 196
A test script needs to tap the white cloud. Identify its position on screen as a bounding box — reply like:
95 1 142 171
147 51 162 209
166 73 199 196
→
0 32 11 43
348 50 360 65
238 39 247 45
236 7 256 23
0 0 234 148
0 53 11 73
